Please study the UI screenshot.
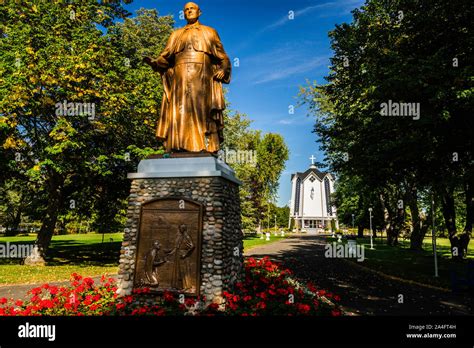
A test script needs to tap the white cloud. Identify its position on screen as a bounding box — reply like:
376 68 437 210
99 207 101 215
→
253 56 328 85
261 0 365 32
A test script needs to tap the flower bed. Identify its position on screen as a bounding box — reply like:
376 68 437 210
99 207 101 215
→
0 257 342 316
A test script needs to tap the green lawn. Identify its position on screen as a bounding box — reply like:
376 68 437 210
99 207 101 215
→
0 232 287 285
328 235 474 289
243 233 288 250
0 233 123 285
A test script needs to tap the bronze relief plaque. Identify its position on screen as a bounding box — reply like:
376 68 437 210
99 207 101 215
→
134 198 202 295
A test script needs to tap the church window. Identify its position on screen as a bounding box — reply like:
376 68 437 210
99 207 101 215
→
294 177 301 214
324 177 332 215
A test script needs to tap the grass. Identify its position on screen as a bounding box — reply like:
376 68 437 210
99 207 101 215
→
0 233 123 285
328 235 474 289
243 233 288 250
0 232 288 285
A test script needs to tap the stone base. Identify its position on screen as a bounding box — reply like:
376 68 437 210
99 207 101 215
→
117 156 243 304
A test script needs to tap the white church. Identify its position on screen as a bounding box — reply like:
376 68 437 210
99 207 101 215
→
289 156 338 233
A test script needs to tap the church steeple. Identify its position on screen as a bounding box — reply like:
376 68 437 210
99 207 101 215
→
309 155 317 169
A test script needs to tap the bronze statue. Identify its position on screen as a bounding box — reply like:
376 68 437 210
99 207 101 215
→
167 224 195 290
143 2 231 153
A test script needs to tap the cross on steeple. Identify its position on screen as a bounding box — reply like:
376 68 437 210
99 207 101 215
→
309 155 316 165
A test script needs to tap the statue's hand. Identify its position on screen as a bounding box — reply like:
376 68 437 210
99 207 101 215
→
214 69 225 81
143 56 153 66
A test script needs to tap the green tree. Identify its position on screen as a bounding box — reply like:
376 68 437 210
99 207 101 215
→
223 112 289 232
0 2 173 264
300 0 473 255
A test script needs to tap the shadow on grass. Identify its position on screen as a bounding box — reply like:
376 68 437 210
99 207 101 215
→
0 240 121 267
46 241 121 266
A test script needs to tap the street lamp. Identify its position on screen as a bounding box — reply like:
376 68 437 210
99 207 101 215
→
351 213 355 233
368 208 374 249
431 195 438 277
274 214 277 234
288 200 292 230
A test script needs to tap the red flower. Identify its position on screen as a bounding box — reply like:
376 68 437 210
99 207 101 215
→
207 303 219 311
163 291 174 302
155 308 166 316
15 300 23 307
83 278 94 287
30 287 42 296
185 298 196 306
307 282 318 293
71 273 82 281
41 300 54 309
0 298 7 305
232 295 240 302
297 303 311 314
331 309 341 316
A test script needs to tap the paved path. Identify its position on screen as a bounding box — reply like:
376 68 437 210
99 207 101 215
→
245 235 473 315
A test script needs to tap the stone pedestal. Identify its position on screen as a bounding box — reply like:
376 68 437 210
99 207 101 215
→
117 155 243 304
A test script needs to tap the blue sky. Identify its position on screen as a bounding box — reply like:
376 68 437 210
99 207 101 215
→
124 0 364 206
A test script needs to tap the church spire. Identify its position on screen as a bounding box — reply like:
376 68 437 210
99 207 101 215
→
309 155 317 169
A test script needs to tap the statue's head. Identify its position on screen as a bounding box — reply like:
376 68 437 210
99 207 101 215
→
153 240 161 249
184 2 201 24
179 224 187 233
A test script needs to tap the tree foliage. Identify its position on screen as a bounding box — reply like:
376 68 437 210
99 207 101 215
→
0 2 173 263
300 0 473 256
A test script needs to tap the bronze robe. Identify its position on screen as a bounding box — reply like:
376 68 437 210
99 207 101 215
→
150 22 231 152
170 230 195 291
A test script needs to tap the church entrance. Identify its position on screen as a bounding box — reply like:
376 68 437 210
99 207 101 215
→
303 219 325 234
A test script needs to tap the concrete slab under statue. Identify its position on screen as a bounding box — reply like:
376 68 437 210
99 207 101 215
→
128 155 240 185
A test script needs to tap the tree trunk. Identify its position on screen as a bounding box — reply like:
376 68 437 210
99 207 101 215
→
464 182 473 233
440 187 461 259
380 193 395 246
457 181 473 259
6 209 22 236
357 224 364 238
407 186 425 251
24 172 64 266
